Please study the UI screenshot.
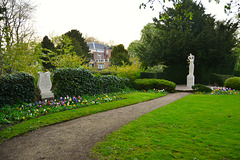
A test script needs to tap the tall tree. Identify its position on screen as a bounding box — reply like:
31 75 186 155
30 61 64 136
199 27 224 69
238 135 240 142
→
0 0 36 75
0 0 36 47
140 0 239 15
135 0 238 84
110 44 131 66
64 29 90 59
41 36 56 71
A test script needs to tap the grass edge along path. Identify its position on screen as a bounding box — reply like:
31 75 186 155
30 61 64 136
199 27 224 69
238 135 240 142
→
91 94 240 160
0 92 165 143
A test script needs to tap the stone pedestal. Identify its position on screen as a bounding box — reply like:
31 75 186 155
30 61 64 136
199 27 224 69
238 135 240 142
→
187 75 195 88
37 72 54 100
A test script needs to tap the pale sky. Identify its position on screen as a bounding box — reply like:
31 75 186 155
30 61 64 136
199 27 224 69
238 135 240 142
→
34 0 236 48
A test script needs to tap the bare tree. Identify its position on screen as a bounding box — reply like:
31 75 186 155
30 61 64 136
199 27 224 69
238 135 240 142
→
0 0 36 75
84 33 116 47
0 0 36 47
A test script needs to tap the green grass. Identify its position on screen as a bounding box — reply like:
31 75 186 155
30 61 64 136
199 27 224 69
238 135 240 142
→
0 92 165 143
91 94 240 160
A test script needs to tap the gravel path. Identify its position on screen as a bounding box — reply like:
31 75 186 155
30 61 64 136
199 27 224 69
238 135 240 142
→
0 92 191 160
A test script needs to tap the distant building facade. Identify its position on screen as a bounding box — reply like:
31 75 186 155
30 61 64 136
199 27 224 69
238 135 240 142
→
87 42 112 70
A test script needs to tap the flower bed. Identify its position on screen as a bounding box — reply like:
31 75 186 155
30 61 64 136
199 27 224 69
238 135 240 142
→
195 86 240 95
0 94 122 125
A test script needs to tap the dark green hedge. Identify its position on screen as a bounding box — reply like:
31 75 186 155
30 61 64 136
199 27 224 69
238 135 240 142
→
234 70 240 77
0 72 35 108
140 72 165 79
210 73 234 86
53 68 128 98
133 79 176 92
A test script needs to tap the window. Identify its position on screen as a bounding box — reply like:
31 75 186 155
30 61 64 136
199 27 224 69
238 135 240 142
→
98 63 104 69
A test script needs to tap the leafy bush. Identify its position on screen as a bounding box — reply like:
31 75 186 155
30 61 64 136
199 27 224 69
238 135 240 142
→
53 68 128 98
192 84 212 93
133 79 176 92
224 77 240 90
210 73 234 86
98 75 128 93
107 60 142 83
0 72 36 108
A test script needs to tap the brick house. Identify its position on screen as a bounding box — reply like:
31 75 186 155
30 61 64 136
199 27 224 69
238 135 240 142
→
87 42 112 70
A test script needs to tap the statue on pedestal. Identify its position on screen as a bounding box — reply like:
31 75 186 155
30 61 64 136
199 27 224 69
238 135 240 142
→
188 53 194 76
187 53 195 88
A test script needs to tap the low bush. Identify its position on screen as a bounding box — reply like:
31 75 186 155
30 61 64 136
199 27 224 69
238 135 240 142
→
224 77 240 90
210 73 234 86
192 84 212 93
0 72 35 108
133 79 176 92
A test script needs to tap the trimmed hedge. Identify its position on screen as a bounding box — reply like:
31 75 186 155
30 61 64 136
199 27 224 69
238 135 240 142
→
224 77 240 90
192 84 212 93
140 72 165 79
133 79 176 92
210 73 234 86
53 68 128 98
0 72 35 108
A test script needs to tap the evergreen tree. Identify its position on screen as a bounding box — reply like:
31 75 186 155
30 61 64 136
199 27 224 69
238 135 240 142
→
41 36 56 71
65 29 90 60
135 0 238 83
110 44 131 66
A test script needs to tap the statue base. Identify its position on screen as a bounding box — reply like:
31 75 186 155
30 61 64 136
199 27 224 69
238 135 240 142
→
40 91 54 101
187 75 195 88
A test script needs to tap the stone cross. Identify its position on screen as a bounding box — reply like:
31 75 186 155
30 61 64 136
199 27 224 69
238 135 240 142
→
37 71 54 100
187 53 195 88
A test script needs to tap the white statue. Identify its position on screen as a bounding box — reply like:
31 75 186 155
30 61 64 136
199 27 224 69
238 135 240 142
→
188 53 194 76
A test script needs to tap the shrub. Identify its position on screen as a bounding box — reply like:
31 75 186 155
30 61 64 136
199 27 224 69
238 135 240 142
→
133 79 176 92
0 72 36 108
98 75 128 93
53 68 128 98
107 60 142 83
192 84 212 93
210 73 234 86
224 77 240 90
53 68 97 98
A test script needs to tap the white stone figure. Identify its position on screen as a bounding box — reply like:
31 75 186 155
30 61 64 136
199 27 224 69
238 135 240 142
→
37 72 54 100
188 53 194 76
187 53 195 88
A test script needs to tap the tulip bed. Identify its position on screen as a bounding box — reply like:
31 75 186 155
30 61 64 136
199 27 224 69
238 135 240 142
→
0 91 166 143
194 86 240 95
0 94 122 125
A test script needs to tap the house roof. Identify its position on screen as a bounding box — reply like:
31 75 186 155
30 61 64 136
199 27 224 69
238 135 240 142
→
87 42 108 52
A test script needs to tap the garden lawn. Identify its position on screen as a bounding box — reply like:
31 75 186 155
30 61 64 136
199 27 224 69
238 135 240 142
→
0 92 165 143
91 94 240 160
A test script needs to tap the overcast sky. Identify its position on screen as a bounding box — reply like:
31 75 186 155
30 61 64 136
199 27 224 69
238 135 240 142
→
34 0 236 48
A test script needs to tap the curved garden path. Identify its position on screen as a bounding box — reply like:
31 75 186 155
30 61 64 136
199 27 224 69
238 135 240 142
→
0 92 191 160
